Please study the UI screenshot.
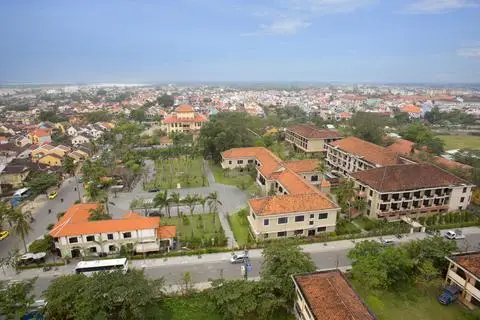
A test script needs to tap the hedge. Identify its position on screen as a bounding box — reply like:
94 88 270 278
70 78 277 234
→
18 261 65 270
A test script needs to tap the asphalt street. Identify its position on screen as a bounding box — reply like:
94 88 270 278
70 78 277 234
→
0 177 85 259
23 232 480 297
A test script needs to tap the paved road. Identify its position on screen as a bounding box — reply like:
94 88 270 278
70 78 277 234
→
5 228 479 298
0 177 85 259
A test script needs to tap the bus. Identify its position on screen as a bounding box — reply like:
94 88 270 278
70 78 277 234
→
74 258 128 276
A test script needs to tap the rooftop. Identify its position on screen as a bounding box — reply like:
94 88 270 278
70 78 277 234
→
287 124 342 139
385 138 415 154
330 137 399 166
449 252 480 280
49 203 161 238
350 163 468 192
249 193 337 216
175 104 194 113
163 113 208 124
294 270 376 320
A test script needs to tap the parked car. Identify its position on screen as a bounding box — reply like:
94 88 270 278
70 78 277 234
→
148 188 160 193
230 253 248 264
379 237 396 246
444 230 466 240
48 192 57 199
437 285 461 305
0 230 9 240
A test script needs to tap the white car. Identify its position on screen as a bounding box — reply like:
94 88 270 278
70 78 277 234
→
230 253 248 264
379 238 396 246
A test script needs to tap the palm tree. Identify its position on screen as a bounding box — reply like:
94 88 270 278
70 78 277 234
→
337 179 356 221
169 192 182 217
62 156 76 176
9 209 32 253
153 190 169 216
198 196 207 214
206 191 222 215
88 205 111 221
184 194 199 216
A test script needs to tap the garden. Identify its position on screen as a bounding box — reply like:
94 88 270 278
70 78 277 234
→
208 162 261 196
145 157 208 190
228 208 254 246
353 216 411 235
419 211 480 230
161 214 227 249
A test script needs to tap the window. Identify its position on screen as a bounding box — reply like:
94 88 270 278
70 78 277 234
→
277 231 286 237
89 247 97 253
295 215 305 222
264 219 269 226
228 160 232 164
237 160 244 164
460 197 465 203
310 214 314 219
86 235 95 242
311 175 318 182
278 217 288 224
123 232 132 239
107 234 113 240
252 213 256 220
69 237 78 244
108 245 117 252
318 213 328 219
463 187 467 193
369 190 373 196
263 233 269 239
458 206 463 210
294 230 303 236
248 159 254 164
309 221 314 225
317 226 326 232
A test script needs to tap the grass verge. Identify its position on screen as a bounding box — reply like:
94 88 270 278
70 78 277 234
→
438 135 480 150
228 208 253 246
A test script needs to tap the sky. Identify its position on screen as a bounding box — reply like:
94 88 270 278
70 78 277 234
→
0 0 479 84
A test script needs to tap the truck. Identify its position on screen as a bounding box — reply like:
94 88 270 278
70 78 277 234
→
444 229 466 240
437 285 461 305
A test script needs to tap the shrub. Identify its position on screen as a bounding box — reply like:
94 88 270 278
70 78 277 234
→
74 200 81 204
28 235 53 253
56 212 65 220
182 215 190 226
46 223 55 231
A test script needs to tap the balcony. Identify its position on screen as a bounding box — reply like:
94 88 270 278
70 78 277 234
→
448 269 466 287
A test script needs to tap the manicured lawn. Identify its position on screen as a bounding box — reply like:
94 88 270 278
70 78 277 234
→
438 135 480 150
160 293 295 320
336 220 362 235
145 157 208 190
353 282 478 320
228 208 253 246
161 294 221 320
162 214 226 248
353 216 410 234
209 161 254 187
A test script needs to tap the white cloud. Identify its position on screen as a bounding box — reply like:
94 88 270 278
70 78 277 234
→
405 0 479 14
243 0 374 36
457 46 480 59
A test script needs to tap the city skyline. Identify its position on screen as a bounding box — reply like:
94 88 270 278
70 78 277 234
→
1 0 480 84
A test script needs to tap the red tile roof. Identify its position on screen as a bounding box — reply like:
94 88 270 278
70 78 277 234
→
163 114 208 124
282 159 319 173
287 125 342 139
157 225 177 239
451 252 480 279
249 193 337 216
350 164 468 192
330 137 398 166
50 203 160 237
175 104 194 112
294 270 376 320
434 156 472 170
385 139 415 154
223 147 339 215
31 129 51 137
400 105 421 113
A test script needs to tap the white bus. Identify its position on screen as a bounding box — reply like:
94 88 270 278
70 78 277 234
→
74 258 129 276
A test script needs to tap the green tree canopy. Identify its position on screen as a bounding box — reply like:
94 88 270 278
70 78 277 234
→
260 239 316 305
27 172 59 195
44 270 163 320
400 123 445 154
349 112 386 144
0 278 36 320
199 112 260 163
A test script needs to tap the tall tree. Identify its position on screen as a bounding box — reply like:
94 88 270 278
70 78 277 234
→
349 112 386 144
261 240 316 306
62 156 76 176
183 194 198 216
153 190 169 217
0 278 36 319
169 192 181 217
207 191 222 214
44 270 163 320
337 179 356 220
9 209 33 252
